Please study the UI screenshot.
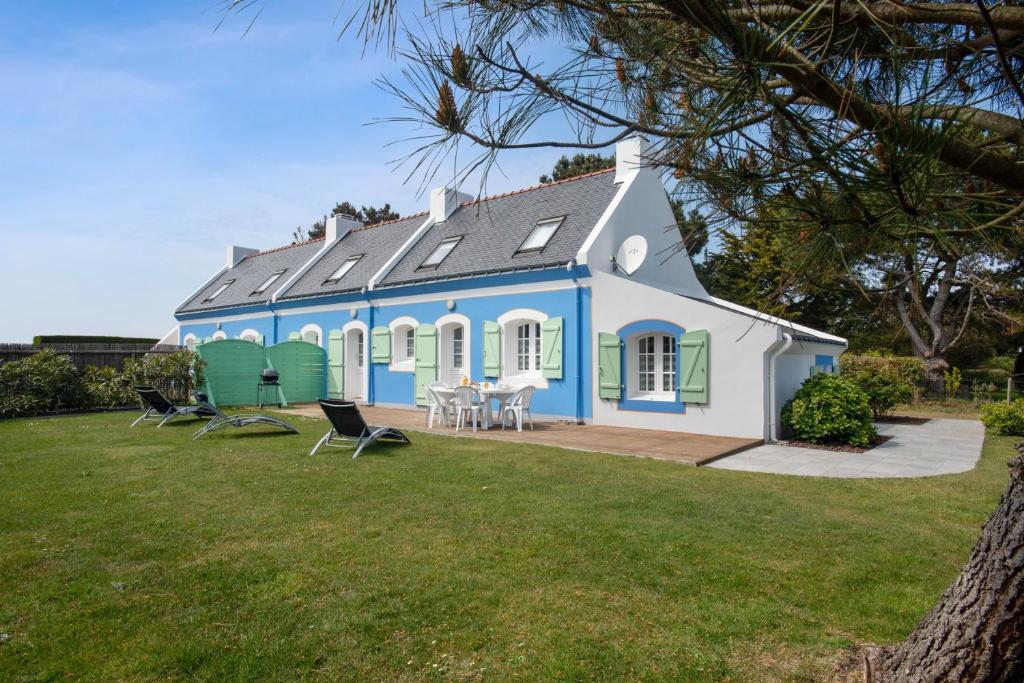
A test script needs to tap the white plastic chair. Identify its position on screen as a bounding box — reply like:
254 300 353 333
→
502 385 535 432
453 386 483 432
425 386 455 428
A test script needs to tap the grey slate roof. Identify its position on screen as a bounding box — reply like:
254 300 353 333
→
376 169 619 288
176 239 324 314
276 214 426 301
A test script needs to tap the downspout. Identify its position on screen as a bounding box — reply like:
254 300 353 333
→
569 259 584 423
365 287 375 405
767 332 793 442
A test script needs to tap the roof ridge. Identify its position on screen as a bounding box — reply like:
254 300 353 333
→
255 236 325 256
460 167 615 207
349 210 428 233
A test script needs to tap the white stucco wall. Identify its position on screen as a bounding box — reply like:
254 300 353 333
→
589 271 778 438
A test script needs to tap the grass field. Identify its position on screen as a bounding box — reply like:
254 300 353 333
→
0 411 1015 681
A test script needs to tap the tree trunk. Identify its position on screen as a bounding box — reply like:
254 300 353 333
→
865 445 1024 682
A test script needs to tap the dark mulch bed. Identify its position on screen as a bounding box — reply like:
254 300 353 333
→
875 415 930 425
780 434 894 454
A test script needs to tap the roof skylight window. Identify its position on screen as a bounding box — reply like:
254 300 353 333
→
418 236 463 269
324 254 363 283
251 270 286 295
203 279 235 302
516 217 563 254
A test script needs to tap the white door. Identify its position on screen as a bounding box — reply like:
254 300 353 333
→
439 323 466 386
345 329 365 400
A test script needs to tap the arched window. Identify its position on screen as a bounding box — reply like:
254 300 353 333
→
183 333 198 351
300 323 323 347
627 332 677 400
239 328 260 343
497 309 548 385
436 313 471 386
388 316 419 372
212 330 227 341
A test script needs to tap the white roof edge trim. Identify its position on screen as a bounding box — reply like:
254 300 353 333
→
367 216 437 290
701 294 848 344
175 265 229 313
574 166 638 266
270 238 336 304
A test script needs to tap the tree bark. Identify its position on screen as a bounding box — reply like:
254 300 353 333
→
865 446 1024 682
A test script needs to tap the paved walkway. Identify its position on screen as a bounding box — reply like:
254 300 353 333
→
708 418 985 478
284 403 762 466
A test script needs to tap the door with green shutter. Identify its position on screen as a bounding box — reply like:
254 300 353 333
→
414 324 437 406
598 333 622 399
482 321 501 377
371 326 391 363
678 329 709 403
327 330 344 399
541 317 563 379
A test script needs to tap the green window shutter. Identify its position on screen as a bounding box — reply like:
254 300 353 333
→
678 329 709 404
255 334 264 346
288 332 301 341
203 337 213 344
541 316 563 379
327 330 345 399
371 326 391 363
598 333 622 399
482 321 501 377
414 324 437 406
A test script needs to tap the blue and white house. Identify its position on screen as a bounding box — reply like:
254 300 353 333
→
170 138 846 440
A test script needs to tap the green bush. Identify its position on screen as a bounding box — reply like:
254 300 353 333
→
980 399 1024 436
1 349 204 418
782 373 877 448
32 335 159 344
839 354 921 419
0 350 82 417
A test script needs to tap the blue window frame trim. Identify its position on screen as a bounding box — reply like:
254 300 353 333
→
615 319 687 414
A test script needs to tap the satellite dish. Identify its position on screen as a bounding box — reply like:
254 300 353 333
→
615 235 648 276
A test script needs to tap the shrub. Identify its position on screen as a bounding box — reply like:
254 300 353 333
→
943 367 962 400
0 350 82 417
980 400 1024 436
840 354 921 419
81 365 136 409
782 373 877 448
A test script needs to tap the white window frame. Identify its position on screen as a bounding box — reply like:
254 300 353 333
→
497 308 549 388
435 313 471 386
203 279 234 303
239 328 260 343
626 332 677 401
388 315 419 373
419 236 463 269
324 254 363 284
251 270 286 295
182 333 198 351
515 217 564 254
300 323 324 347
212 330 227 341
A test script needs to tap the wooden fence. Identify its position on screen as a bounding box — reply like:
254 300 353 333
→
0 343 183 372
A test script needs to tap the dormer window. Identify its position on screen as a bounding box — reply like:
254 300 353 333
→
324 255 363 283
516 217 563 254
203 279 235 302
418 236 462 269
251 270 286 295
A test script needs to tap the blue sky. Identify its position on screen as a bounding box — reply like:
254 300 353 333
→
0 1 573 342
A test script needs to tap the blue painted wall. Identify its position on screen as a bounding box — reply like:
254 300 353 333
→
179 316 275 344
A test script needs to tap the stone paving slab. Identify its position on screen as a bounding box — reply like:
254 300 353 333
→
707 418 985 478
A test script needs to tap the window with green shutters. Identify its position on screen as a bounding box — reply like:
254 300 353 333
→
598 333 622 399
541 317 563 379
370 326 391 363
677 329 709 404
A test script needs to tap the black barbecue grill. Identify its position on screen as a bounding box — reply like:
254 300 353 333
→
257 368 281 408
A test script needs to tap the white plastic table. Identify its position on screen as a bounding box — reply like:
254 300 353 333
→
434 386 516 429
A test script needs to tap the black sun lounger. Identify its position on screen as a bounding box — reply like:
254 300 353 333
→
309 399 410 458
131 386 214 428
191 394 298 440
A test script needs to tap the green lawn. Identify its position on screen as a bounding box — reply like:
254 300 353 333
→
0 412 1014 681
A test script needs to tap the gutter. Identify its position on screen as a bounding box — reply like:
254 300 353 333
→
767 332 793 442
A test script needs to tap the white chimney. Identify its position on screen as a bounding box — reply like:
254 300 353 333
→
326 213 362 243
226 245 258 269
429 186 473 222
615 135 651 183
